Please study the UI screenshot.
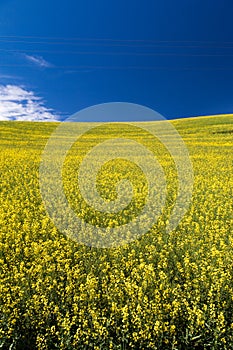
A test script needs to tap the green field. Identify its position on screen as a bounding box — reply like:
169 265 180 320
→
0 115 233 349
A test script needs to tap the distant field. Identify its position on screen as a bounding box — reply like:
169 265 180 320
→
0 115 233 349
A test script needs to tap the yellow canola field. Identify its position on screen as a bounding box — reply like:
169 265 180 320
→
0 116 233 349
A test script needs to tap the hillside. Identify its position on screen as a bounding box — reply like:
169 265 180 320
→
0 115 233 350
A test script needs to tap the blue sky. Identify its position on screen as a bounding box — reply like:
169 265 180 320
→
0 0 233 121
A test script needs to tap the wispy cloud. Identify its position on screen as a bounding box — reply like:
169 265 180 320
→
24 54 53 68
0 74 21 80
0 85 59 121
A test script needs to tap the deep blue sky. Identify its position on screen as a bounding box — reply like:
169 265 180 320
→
1 0 233 120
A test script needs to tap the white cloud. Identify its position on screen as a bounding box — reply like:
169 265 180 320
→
24 54 53 68
0 74 20 80
0 85 59 121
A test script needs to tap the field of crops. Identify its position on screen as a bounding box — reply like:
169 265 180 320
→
0 115 233 349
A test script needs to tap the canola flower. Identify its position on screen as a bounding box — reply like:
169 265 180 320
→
0 116 233 349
